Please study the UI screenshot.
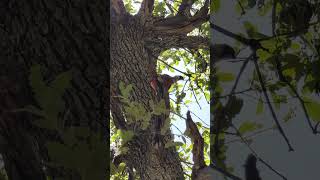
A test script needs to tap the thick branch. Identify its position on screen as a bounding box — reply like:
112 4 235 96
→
178 0 195 17
186 111 205 179
153 0 209 34
164 35 209 50
138 0 155 18
210 21 268 52
111 0 127 17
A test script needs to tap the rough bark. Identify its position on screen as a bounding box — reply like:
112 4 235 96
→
110 14 185 179
0 0 108 179
110 0 209 179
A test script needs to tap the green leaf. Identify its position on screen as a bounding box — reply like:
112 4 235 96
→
50 70 72 95
46 142 75 167
118 130 134 145
260 39 277 52
119 146 129 154
256 49 272 62
74 127 90 138
283 108 294 123
29 65 50 108
239 121 263 134
258 0 272 16
243 21 257 37
290 42 301 50
119 81 133 99
256 98 264 114
110 162 117 175
225 96 243 118
165 141 184 148
210 0 220 13
161 118 171 135
304 97 320 122
216 72 235 82
243 21 269 39
151 99 168 115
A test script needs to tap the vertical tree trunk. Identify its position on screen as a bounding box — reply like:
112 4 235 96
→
110 15 185 180
0 0 108 179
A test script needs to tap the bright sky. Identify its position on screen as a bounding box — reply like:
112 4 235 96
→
161 60 210 140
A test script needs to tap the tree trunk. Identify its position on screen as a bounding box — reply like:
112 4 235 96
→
0 0 108 179
110 15 185 179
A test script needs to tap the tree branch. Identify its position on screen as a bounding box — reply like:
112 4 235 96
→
211 54 252 157
185 111 206 179
210 21 250 45
210 21 269 52
138 0 155 18
273 55 316 133
146 35 209 54
231 124 287 180
178 0 195 17
168 36 210 50
153 0 209 34
111 0 127 17
253 54 294 151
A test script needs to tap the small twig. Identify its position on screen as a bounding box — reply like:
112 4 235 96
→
230 124 288 180
214 87 253 99
225 127 276 144
212 54 252 161
158 59 192 77
271 0 277 36
258 22 320 41
172 123 186 136
190 84 202 109
253 54 294 151
171 98 210 127
195 79 210 104
273 55 316 133
164 0 177 14
230 55 253 93
209 164 243 180
234 0 246 15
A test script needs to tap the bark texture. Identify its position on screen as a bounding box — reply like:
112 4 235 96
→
110 15 184 180
0 0 108 179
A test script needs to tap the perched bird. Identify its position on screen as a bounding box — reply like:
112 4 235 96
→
244 154 261 180
159 74 183 89
150 74 184 98
150 74 184 148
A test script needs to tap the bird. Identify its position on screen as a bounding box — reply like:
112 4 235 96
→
150 74 184 99
210 44 236 64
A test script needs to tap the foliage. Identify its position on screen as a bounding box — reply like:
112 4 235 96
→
22 64 108 180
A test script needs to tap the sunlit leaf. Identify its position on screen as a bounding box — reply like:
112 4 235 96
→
238 121 263 134
256 98 264 114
